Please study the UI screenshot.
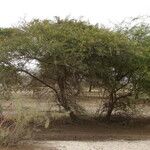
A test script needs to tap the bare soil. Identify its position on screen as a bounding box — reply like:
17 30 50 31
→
32 116 150 141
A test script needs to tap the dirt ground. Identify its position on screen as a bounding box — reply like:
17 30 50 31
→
33 121 150 141
1 140 150 150
28 140 150 150
1 91 150 150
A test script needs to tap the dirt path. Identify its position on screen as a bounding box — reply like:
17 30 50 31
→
27 140 150 150
1 140 150 150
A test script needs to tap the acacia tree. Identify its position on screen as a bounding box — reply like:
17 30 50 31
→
0 18 102 120
83 28 144 120
1 17 149 122
117 18 150 100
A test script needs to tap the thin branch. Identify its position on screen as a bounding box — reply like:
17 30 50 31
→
18 68 58 95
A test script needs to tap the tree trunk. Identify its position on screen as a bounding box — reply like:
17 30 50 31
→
135 90 139 99
69 111 78 122
106 105 114 121
57 75 78 122
89 83 92 92
57 76 70 111
75 83 81 95
105 91 115 121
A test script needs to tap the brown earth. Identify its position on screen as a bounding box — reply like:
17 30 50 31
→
33 116 150 141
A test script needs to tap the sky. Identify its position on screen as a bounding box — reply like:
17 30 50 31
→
0 0 150 27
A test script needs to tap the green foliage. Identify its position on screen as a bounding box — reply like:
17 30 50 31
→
0 17 150 120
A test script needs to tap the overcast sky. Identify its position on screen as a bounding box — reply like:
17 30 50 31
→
0 0 150 27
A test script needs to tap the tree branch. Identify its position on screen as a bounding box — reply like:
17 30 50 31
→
17 69 58 95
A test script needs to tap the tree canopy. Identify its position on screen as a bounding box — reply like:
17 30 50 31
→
0 17 150 120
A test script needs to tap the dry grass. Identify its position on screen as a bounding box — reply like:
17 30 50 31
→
0 90 150 147
0 96 52 147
